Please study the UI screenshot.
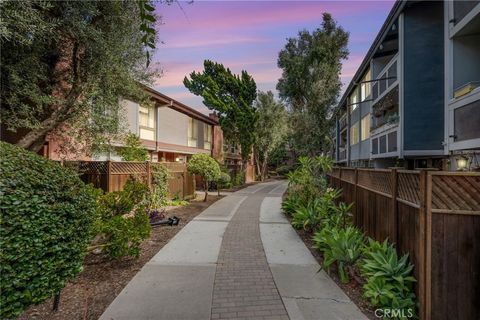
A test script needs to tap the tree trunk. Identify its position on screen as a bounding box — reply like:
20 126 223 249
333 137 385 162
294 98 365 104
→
261 152 269 181
204 181 208 202
255 150 261 179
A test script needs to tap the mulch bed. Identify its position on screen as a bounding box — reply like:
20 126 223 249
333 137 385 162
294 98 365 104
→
19 195 224 320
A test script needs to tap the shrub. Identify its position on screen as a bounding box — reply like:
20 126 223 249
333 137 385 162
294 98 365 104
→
95 177 151 258
275 164 292 176
0 142 97 319
287 156 333 204
118 133 149 161
360 239 417 317
97 210 150 258
232 171 245 186
281 194 302 216
313 226 364 283
216 172 231 195
291 198 322 231
187 154 221 201
149 164 169 209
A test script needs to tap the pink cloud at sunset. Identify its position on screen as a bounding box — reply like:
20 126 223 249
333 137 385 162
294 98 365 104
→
152 1 395 113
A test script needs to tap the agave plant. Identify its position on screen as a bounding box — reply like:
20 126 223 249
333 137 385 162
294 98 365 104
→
313 226 364 283
291 198 322 231
360 238 417 318
281 194 302 216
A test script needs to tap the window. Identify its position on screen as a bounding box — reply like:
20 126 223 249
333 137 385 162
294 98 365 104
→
349 90 359 112
350 122 359 145
360 69 371 101
204 124 212 150
139 106 155 140
188 118 198 147
361 115 370 141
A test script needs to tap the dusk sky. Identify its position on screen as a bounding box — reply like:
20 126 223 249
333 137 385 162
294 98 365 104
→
153 0 395 114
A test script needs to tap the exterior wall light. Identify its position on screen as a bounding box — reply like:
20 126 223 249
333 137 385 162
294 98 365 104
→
456 156 468 171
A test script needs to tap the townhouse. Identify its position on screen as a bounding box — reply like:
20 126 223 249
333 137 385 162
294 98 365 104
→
110 87 221 163
333 0 480 171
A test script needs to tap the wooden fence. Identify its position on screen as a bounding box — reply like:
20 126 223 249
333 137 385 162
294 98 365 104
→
64 161 195 199
328 167 480 320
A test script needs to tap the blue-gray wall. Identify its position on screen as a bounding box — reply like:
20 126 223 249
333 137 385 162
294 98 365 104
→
403 1 444 151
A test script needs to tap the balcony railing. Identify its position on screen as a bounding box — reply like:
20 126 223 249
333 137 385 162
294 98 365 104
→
372 55 398 105
338 148 347 161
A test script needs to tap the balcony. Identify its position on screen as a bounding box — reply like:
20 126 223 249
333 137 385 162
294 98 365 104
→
338 147 347 161
371 55 398 106
339 114 347 129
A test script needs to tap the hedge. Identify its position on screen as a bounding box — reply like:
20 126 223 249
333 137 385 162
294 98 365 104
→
0 142 97 319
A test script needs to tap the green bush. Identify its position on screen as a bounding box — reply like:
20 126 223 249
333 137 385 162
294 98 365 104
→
187 154 221 201
97 210 150 258
291 198 322 231
360 239 417 318
149 164 169 209
0 142 97 319
286 156 333 204
275 164 292 176
281 194 303 216
313 226 364 283
232 171 245 186
118 133 149 161
95 176 151 258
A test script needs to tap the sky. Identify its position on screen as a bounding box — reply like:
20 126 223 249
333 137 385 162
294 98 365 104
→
152 0 395 114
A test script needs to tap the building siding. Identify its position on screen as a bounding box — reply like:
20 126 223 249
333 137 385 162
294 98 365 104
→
403 1 445 151
157 106 189 146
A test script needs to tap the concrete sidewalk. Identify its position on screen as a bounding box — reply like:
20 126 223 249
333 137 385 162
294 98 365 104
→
100 181 367 320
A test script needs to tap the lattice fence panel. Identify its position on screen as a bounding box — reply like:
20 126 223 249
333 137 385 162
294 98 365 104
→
341 168 356 183
64 161 107 174
397 171 420 205
431 174 480 211
357 169 392 195
111 162 147 174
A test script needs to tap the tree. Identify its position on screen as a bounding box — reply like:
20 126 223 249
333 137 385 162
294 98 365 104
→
184 60 258 171
277 13 349 157
187 154 221 202
118 133 149 161
254 91 289 181
0 1 160 156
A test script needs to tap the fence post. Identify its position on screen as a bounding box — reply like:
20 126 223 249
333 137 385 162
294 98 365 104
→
182 165 187 199
425 172 433 320
106 160 112 193
353 168 358 226
418 170 428 320
391 168 398 244
146 161 151 189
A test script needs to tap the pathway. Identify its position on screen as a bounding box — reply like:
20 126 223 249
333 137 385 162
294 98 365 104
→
100 181 367 320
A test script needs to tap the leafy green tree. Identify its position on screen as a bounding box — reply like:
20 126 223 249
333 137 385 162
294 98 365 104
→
254 91 289 181
277 13 349 157
118 133 149 161
187 154 221 202
184 60 258 171
0 1 159 156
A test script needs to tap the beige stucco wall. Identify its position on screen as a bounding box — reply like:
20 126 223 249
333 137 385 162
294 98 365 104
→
157 106 188 146
120 98 139 135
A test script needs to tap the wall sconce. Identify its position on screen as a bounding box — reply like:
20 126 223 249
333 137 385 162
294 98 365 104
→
175 157 180 162
456 156 468 171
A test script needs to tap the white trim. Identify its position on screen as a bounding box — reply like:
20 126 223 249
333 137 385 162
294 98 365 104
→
444 3 453 155
402 150 445 156
448 90 480 110
449 138 480 151
370 151 399 159
399 13 405 159
371 122 399 137
450 3 480 38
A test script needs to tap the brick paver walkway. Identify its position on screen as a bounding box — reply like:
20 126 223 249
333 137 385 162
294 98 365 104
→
211 186 289 320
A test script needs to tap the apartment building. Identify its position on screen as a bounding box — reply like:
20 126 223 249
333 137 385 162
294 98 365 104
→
333 0 480 171
109 87 221 163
